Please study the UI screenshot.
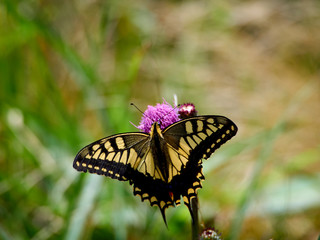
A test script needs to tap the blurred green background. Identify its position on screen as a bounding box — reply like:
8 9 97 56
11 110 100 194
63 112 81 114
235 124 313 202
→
0 0 319 239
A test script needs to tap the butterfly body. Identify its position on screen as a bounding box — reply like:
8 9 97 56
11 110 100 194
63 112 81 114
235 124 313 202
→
148 122 171 182
74 115 237 224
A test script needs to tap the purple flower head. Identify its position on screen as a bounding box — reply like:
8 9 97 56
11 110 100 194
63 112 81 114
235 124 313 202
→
178 103 197 119
136 100 180 133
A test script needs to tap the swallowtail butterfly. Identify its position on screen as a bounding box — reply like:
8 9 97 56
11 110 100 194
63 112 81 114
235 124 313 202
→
73 115 237 224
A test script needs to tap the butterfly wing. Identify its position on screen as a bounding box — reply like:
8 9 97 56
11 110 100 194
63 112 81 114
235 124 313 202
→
161 115 238 214
73 132 151 181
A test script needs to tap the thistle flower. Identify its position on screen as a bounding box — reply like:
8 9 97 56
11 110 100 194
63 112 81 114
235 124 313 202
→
136 100 180 133
178 103 197 119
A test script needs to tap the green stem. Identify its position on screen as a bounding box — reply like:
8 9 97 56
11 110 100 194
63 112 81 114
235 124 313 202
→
191 196 200 240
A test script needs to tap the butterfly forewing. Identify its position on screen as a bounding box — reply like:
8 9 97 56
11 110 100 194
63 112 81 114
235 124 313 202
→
73 132 151 180
163 115 238 162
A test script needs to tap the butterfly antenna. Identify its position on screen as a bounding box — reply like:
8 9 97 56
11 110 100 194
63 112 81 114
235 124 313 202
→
130 103 145 115
157 104 181 123
130 103 157 124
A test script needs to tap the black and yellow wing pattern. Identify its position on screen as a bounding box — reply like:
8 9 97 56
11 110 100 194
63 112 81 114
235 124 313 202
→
73 115 237 224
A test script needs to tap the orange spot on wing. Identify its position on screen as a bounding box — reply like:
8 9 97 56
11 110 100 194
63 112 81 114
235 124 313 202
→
169 191 174 200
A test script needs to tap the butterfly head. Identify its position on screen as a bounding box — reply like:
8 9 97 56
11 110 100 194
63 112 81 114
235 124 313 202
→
148 122 164 139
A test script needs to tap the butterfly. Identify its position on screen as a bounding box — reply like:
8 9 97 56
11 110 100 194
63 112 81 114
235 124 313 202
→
73 115 237 224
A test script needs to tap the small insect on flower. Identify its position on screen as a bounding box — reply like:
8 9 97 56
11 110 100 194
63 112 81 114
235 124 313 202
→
73 100 238 225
